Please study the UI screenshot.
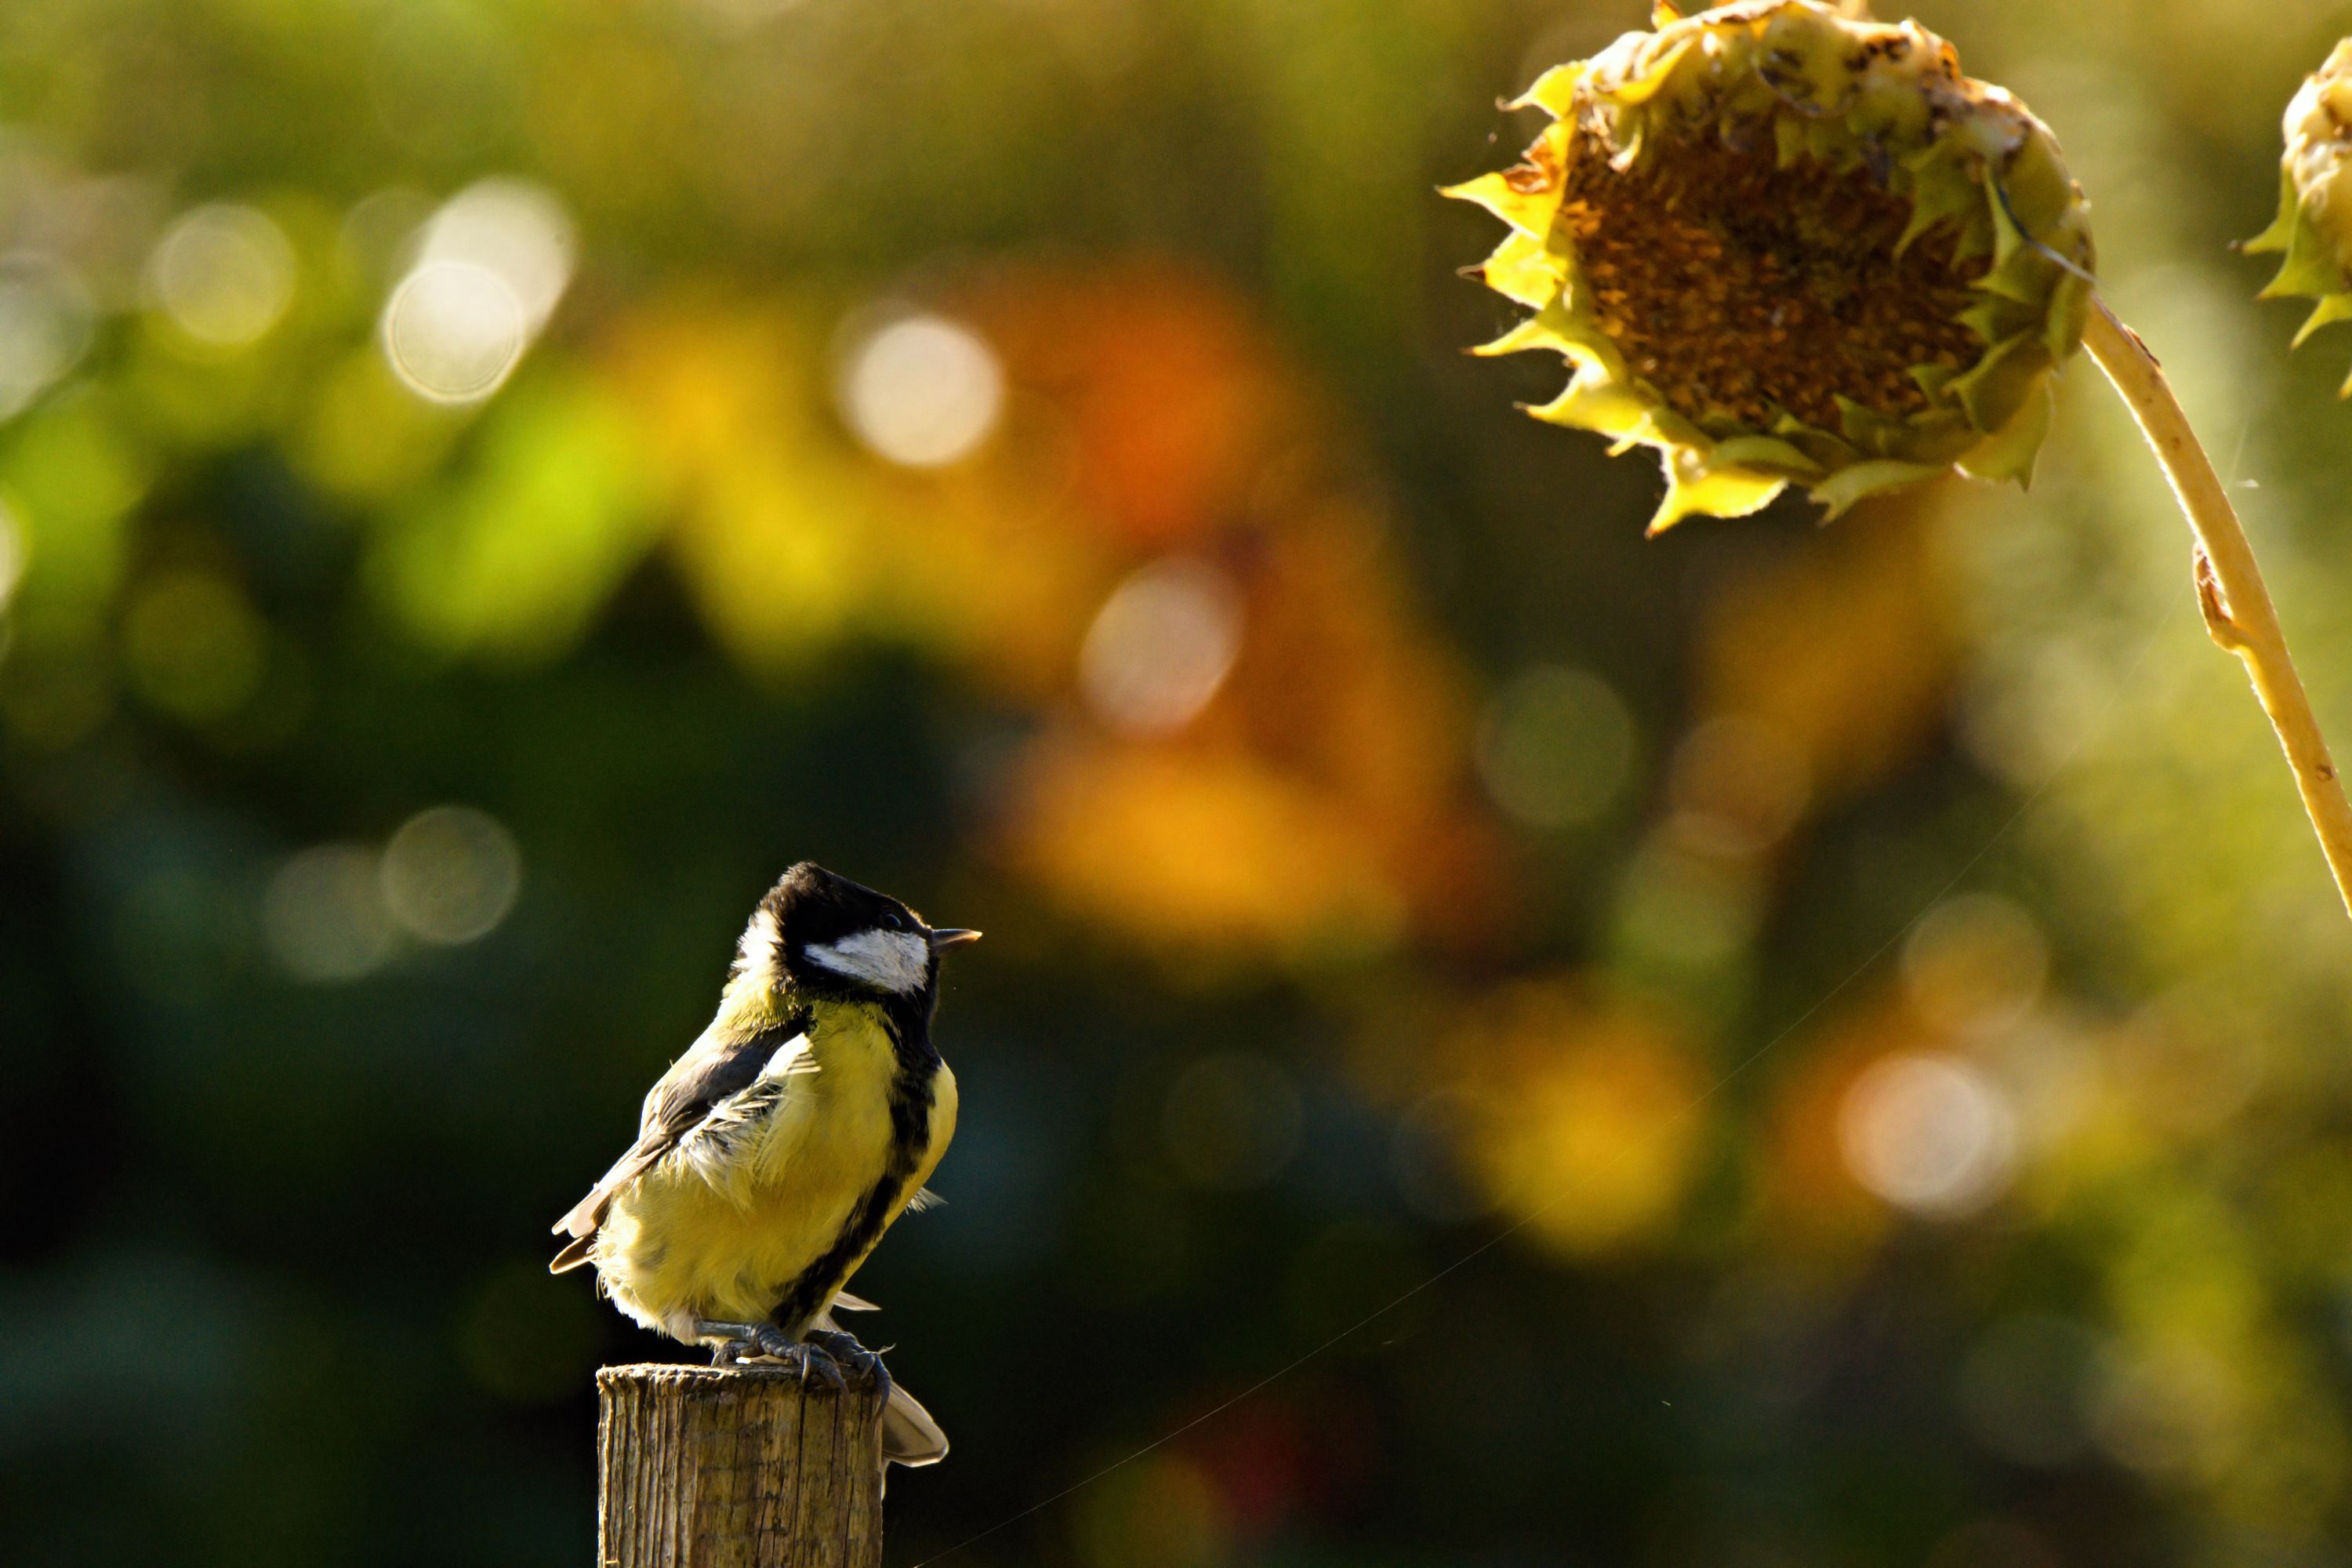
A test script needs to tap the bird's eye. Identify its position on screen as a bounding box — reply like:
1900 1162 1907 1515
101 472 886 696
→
878 913 903 932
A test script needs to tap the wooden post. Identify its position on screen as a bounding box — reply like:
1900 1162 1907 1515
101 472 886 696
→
597 1363 886 1568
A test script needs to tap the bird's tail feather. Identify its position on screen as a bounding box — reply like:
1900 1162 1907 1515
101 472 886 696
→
548 1232 597 1274
882 1381 949 1467
786 1310 946 1470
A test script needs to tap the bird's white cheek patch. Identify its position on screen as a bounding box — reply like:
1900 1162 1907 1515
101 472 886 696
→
733 908 784 987
804 929 931 993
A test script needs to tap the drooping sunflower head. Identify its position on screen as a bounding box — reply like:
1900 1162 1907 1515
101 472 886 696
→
1447 0 2095 532
2246 38 2352 394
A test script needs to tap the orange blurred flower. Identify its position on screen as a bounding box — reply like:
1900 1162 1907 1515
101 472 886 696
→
592 265 1504 964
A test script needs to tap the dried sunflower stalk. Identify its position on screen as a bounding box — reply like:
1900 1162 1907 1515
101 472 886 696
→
1453 1 2352 918
2246 38 2352 394
1446 0 2094 533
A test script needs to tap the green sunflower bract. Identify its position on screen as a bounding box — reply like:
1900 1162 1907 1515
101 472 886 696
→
1446 0 2096 533
2246 38 2352 395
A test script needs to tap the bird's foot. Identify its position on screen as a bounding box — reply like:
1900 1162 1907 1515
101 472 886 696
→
697 1319 767 1366
768 1337 848 1391
806 1327 891 1396
694 1320 847 1390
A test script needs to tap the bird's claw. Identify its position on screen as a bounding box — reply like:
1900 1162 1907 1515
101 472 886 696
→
806 1327 892 1395
700 1322 847 1390
768 1334 848 1392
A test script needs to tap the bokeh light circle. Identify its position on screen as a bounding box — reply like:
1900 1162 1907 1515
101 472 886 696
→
262 844 397 983
1666 713 1809 855
1080 557 1243 736
837 312 1005 467
1903 893 2049 1035
0 254 93 420
1838 1051 2019 1218
146 203 297 349
380 259 527 403
381 805 524 945
1475 665 1635 829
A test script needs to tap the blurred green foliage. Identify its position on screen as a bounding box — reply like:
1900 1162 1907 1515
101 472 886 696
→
8 2 2352 1566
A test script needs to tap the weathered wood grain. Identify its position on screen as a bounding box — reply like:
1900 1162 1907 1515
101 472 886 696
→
597 1364 885 1568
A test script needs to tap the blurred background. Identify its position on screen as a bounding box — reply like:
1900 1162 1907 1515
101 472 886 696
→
7 1 2352 1564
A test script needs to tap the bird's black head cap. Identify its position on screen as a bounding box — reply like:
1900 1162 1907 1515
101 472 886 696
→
740 862 975 1004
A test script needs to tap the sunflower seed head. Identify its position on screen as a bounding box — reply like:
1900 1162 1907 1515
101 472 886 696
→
1447 0 2094 531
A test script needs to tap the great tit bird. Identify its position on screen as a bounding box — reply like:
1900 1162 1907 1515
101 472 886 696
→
551 862 979 1468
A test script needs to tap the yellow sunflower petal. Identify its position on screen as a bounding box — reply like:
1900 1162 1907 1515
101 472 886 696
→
1651 459 1787 535
1954 378 2056 487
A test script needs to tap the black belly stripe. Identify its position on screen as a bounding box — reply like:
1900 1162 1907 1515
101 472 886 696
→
769 996 942 1332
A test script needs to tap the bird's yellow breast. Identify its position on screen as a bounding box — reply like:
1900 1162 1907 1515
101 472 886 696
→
592 1003 956 1340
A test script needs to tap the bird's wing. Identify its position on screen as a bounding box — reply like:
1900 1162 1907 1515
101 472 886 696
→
549 1011 812 1265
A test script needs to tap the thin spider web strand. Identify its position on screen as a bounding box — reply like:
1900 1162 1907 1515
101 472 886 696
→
906 492 2214 1567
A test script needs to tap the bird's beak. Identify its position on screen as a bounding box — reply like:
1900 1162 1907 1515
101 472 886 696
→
927 927 982 953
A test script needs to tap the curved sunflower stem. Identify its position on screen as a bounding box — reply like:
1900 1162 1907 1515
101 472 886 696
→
2082 296 2352 920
